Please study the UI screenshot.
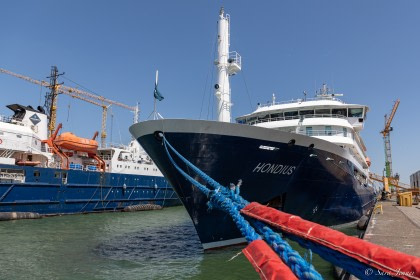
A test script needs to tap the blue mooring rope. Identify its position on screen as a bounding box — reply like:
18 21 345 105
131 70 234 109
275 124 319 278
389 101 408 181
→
162 136 323 280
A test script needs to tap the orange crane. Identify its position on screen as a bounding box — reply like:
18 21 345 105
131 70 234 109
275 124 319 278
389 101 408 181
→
0 66 139 147
380 99 400 190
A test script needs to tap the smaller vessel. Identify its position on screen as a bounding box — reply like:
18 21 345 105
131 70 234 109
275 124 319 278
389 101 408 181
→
0 102 180 216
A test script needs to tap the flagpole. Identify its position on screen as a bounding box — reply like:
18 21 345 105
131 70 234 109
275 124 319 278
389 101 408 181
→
149 69 163 120
153 98 157 120
154 70 158 119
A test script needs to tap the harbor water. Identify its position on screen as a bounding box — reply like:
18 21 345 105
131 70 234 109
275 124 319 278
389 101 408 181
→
0 206 357 279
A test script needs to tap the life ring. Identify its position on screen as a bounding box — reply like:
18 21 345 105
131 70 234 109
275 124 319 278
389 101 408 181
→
0 139 2 144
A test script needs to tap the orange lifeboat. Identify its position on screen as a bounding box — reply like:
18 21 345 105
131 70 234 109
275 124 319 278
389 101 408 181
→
16 160 41 166
54 132 98 154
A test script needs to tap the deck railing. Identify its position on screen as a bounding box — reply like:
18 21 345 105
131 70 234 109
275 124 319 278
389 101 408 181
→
244 114 346 125
257 96 345 108
294 129 353 139
0 115 12 123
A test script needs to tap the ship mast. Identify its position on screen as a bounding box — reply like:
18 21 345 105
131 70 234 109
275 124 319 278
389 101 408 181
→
215 7 241 122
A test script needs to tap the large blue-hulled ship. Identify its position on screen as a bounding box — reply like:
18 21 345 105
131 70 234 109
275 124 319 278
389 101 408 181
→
0 103 180 216
129 8 377 249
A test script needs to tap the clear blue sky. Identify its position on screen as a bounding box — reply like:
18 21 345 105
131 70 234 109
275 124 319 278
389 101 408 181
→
1 1 419 183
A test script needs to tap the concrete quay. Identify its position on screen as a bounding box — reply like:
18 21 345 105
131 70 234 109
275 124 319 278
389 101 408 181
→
363 200 420 257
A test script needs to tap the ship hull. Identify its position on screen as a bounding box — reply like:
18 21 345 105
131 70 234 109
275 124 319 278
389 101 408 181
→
130 119 376 249
0 164 180 215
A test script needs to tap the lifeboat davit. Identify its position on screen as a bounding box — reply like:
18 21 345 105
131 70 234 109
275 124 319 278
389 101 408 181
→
54 132 98 154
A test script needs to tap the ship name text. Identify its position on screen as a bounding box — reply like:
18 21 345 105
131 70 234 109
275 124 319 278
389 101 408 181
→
252 162 296 175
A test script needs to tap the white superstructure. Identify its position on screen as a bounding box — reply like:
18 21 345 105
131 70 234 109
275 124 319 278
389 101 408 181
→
0 103 163 178
236 84 371 171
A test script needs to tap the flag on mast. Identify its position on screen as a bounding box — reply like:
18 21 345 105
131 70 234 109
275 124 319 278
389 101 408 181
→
153 70 164 101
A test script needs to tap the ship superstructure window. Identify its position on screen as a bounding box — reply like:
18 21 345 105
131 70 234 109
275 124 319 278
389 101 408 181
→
315 109 331 115
16 134 22 138
270 113 283 119
343 127 347 137
306 127 313 136
300 110 314 117
332 108 346 117
258 114 269 121
348 108 363 117
325 126 332 136
284 111 298 118
54 171 61 178
34 171 40 177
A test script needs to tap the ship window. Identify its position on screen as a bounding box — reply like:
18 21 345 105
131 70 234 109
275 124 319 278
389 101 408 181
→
54 171 61 178
343 127 347 137
306 127 313 136
348 108 363 117
247 117 257 124
332 108 346 117
284 111 298 118
315 109 331 115
325 126 332 136
270 113 283 119
34 171 40 177
300 110 314 117
16 134 22 138
258 114 269 120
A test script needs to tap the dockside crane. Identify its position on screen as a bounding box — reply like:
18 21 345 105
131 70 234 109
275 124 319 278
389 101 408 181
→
0 67 139 147
380 99 400 191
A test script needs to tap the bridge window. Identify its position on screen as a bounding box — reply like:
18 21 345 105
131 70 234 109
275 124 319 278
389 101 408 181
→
315 109 330 115
300 110 314 116
332 108 347 117
348 108 363 117
270 113 283 119
284 111 298 118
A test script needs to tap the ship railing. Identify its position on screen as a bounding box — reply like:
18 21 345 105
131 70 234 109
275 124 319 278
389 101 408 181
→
294 129 353 139
0 115 12 124
257 96 345 108
228 51 241 68
100 142 128 150
246 114 346 125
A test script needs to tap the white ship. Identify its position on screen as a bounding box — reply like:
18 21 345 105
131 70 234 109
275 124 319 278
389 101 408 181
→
130 8 376 249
